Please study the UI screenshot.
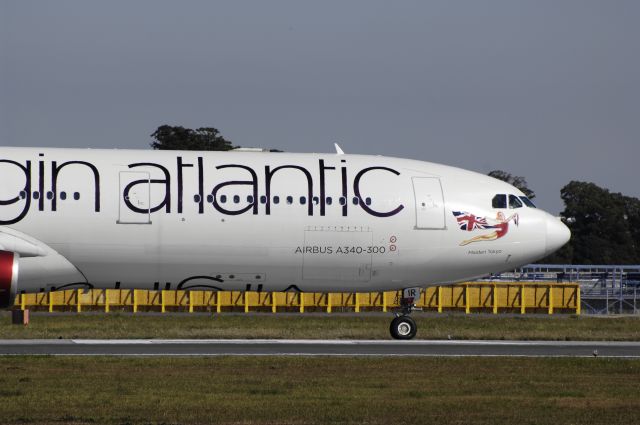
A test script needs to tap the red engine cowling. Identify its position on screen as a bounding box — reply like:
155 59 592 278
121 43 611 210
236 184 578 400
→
0 251 19 308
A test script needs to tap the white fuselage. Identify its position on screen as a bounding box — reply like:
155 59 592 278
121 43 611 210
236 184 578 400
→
0 147 569 294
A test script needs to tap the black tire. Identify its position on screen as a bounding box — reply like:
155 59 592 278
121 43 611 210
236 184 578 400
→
390 316 417 340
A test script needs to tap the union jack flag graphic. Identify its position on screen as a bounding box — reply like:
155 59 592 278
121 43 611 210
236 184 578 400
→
452 211 494 231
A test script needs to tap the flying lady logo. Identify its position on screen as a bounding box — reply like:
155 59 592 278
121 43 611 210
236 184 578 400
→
453 211 519 246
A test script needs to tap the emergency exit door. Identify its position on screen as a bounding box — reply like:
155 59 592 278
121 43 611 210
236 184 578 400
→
117 171 151 224
412 177 446 229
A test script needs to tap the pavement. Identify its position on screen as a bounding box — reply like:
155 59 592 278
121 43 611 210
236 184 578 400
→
0 339 639 357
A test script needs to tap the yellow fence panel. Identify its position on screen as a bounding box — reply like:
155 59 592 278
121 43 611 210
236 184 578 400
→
14 282 580 315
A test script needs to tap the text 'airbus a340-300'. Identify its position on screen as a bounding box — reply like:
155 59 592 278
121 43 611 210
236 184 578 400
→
0 145 569 339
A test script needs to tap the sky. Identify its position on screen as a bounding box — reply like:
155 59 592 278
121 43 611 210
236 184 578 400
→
1 1 639 214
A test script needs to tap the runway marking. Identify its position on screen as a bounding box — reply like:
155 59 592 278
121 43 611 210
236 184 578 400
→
0 353 639 358
55 339 640 346
1 339 639 357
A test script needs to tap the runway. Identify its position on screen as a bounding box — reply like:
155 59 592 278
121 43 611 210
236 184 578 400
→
1 339 640 357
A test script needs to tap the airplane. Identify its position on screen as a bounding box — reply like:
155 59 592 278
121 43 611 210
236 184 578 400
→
0 145 570 339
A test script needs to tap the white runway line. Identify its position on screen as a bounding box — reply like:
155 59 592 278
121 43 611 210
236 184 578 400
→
0 339 638 346
1 352 640 358
0 339 639 358
64 339 640 346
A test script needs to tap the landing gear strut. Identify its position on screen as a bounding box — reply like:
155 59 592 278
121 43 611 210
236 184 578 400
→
390 288 421 340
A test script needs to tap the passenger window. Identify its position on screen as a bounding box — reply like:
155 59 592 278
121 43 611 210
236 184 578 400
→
206 194 214 203
300 196 306 205
260 196 267 204
492 194 507 209
74 192 80 200
233 195 240 204
352 197 359 205
273 196 280 204
326 197 332 205
312 196 319 205
33 191 40 200
19 191 27 199
519 196 536 208
247 195 254 203
220 195 227 203
339 197 346 206
509 195 523 209
365 197 372 206
286 196 293 205
46 191 54 200
193 194 201 203
60 191 67 201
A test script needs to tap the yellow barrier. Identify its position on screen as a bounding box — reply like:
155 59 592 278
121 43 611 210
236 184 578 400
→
14 282 580 314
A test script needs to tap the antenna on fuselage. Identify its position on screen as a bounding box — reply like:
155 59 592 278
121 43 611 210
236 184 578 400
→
334 143 345 155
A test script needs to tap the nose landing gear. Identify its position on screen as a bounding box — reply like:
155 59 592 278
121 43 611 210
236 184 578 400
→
390 315 417 340
389 287 422 340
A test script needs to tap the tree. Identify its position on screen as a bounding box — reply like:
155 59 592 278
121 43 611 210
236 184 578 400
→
623 195 640 262
487 170 536 199
150 125 236 151
543 181 640 264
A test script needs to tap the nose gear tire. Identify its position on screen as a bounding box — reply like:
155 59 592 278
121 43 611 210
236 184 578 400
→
390 316 417 340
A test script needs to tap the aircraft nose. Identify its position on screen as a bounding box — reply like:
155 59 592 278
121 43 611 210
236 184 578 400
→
545 215 571 255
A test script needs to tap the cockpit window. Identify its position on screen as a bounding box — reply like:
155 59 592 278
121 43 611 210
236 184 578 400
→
509 195 523 209
492 194 507 209
519 196 536 208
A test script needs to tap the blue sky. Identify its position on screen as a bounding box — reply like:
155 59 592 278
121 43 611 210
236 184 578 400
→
2 1 639 213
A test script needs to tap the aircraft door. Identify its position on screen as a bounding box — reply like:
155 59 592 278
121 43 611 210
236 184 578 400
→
412 177 446 229
118 171 151 224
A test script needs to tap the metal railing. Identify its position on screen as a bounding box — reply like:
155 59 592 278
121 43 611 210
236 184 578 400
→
485 264 640 314
15 281 580 315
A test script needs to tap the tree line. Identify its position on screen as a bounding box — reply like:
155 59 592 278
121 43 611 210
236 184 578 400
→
150 125 639 265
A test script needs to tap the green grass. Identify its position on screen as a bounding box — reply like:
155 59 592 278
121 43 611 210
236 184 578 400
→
1 356 639 424
2 312 640 340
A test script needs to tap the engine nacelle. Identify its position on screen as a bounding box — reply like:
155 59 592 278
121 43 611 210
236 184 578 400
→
0 251 19 308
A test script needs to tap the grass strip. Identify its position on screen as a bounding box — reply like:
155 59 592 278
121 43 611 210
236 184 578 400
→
1 356 639 424
1 312 640 340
